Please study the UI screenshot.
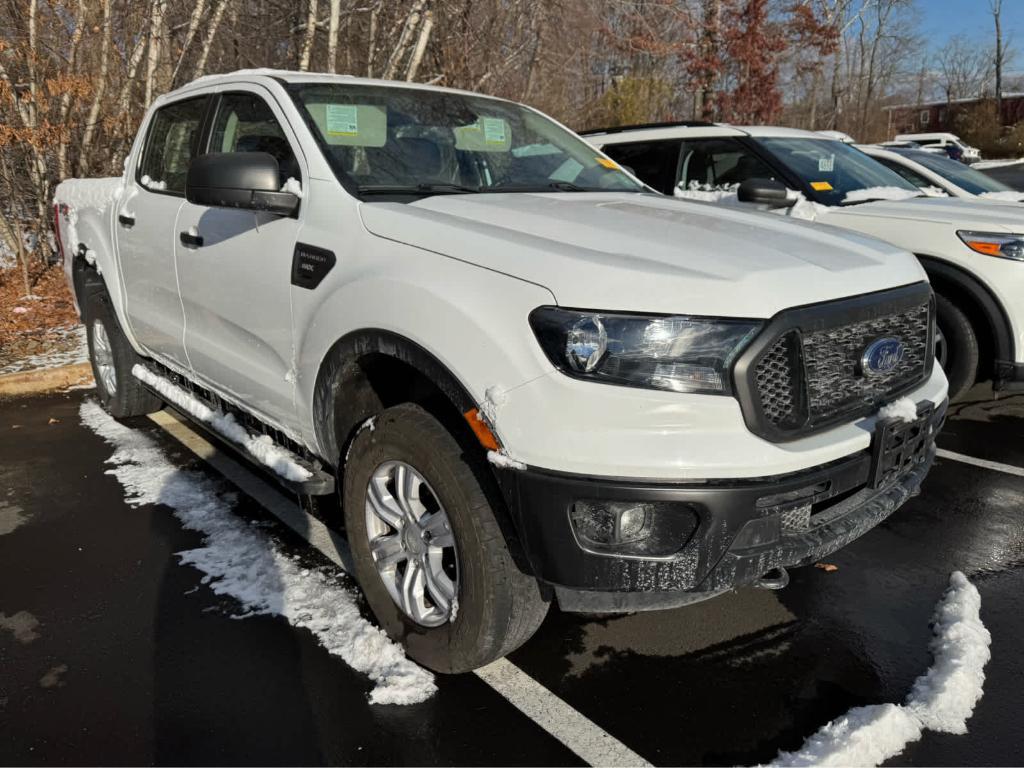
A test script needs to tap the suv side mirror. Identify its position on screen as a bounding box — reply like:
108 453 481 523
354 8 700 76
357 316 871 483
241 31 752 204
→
186 152 299 217
737 178 795 209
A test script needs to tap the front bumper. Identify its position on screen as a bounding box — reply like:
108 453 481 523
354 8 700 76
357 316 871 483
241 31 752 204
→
495 399 946 613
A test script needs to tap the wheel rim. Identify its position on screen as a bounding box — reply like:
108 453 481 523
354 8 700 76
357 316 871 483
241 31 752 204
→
92 319 117 396
365 460 459 627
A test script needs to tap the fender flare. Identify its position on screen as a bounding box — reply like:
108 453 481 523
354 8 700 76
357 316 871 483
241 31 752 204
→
916 254 1015 364
312 328 479 465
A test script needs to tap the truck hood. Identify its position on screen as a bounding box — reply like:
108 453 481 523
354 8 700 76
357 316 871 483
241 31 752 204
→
827 196 1024 231
358 192 926 318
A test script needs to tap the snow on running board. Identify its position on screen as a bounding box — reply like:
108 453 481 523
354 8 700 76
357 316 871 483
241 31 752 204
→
131 365 312 482
79 399 436 705
766 571 990 767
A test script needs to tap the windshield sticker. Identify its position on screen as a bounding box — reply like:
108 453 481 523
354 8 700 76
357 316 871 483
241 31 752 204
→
818 155 835 172
811 181 834 191
482 117 507 144
596 157 620 170
326 104 359 136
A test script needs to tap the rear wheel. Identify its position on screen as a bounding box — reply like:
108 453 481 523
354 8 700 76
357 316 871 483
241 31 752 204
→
343 403 549 673
935 292 979 402
84 287 162 419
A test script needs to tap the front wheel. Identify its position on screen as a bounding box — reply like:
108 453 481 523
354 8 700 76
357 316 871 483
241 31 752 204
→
343 403 549 673
935 293 979 402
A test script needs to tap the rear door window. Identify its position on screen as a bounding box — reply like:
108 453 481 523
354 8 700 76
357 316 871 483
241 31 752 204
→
138 96 209 195
600 140 682 194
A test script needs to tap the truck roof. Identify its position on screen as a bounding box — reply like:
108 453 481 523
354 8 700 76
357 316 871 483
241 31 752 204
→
160 68 504 104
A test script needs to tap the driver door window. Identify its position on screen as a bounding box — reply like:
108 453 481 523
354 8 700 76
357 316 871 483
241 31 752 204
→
676 139 776 190
208 92 300 186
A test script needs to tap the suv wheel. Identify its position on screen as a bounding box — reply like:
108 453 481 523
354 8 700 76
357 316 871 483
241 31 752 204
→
935 293 979 402
343 403 549 673
84 288 163 418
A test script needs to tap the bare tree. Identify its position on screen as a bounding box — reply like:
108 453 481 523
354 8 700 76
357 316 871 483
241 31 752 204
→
991 0 1004 119
938 35 995 103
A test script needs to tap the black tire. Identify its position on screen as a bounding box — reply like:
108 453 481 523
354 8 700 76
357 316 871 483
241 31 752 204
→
83 286 163 419
343 403 549 673
935 293 979 402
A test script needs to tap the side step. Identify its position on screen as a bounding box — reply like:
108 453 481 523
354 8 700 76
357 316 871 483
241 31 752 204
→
133 363 336 497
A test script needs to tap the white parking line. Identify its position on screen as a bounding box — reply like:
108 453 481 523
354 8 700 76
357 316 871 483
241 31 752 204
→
936 448 1024 479
148 409 651 768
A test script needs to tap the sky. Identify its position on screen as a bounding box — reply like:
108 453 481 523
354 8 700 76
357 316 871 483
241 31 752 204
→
920 0 1024 58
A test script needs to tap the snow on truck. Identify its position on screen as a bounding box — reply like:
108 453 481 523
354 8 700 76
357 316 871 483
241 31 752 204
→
55 71 947 673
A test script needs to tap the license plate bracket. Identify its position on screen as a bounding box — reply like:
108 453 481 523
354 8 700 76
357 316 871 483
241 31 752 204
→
869 402 934 489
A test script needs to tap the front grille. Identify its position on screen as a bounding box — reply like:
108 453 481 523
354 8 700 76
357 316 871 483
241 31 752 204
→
743 285 934 440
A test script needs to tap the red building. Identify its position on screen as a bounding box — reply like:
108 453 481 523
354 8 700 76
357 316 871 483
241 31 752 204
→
885 93 1024 137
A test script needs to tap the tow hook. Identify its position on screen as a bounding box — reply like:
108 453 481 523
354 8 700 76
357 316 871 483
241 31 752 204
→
754 567 790 590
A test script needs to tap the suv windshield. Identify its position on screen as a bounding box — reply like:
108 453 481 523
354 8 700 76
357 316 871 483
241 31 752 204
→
755 137 919 206
289 84 645 196
897 150 1015 195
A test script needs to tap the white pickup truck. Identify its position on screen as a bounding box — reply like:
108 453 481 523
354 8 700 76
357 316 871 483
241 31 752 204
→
587 123 1024 400
55 71 947 673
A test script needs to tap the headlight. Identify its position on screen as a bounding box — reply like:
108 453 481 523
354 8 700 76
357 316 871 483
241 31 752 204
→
529 307 762 394
957 230 1024 261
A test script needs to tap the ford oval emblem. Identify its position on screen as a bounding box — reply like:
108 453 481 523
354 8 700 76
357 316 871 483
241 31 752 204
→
861 337 905 377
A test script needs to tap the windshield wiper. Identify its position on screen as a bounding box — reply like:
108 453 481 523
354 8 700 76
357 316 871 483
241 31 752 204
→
358 183 480 196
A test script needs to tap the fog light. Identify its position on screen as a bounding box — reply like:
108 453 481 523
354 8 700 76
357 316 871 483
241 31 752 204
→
570 500 698 558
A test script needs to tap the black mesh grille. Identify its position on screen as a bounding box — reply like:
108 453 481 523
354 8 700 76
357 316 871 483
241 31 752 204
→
750 292 932 437
755 333 800 427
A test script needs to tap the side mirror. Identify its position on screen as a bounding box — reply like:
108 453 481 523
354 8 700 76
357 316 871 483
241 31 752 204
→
737 178 795 209
186 152 299 217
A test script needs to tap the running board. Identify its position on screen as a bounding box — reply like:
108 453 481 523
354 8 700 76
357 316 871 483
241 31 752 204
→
133 363 335 497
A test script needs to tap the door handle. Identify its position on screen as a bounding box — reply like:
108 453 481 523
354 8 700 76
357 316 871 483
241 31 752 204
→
179 231 204 248
118 213 135 228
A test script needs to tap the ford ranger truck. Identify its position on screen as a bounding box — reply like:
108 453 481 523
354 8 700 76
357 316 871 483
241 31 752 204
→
586 123 1024 401
55 71 948 673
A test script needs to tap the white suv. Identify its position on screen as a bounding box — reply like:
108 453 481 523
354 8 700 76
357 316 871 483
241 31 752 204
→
56 74 947 672
587 123 1024 401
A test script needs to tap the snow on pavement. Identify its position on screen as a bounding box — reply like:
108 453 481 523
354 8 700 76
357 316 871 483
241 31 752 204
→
767 571 990 767
79 399 436 705
0 325 88 375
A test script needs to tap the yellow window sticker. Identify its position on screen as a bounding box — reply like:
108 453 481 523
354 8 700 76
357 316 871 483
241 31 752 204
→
596 157 620 170
811 181 833 191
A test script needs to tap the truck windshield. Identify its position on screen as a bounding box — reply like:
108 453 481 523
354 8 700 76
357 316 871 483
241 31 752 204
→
288 84 645 197
898 150 1015 195
754 137 920 206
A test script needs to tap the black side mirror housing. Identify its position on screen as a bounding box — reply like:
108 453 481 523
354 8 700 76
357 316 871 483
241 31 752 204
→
186 152 299 217
737 178 795 209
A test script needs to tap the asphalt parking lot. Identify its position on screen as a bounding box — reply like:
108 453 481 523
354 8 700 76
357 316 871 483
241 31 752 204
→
1 385 1022 766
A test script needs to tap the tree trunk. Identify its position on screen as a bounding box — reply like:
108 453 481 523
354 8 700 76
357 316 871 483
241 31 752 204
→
171 0 208 86
144 0 168 108
383 0 427 80
993 0 1003 123
79 0 113 176
405 10 433 81
298 0 319 71
56 0 87 182
326 0 341 73
192 0 231 78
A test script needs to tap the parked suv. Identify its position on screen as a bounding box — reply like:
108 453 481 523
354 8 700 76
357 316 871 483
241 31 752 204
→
859 144 1024 202
588 123 1024 400
56 73 947 673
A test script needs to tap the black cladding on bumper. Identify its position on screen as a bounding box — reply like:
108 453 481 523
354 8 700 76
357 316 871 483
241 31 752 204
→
493 399 946 613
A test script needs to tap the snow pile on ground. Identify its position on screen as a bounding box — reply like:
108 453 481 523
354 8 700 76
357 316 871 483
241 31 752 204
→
0 325 88 375
842 187 921 204
878 396 919 423
767 571 990 767
972 157 1024 170
79 399 436 705
131 365 312 482
978 190 1024 202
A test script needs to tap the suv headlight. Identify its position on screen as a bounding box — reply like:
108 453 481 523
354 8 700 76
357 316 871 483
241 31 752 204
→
957 230 1024 261
529 307 762 395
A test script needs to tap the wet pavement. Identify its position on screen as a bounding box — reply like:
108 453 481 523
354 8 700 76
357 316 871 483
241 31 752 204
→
1 384 1022 766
